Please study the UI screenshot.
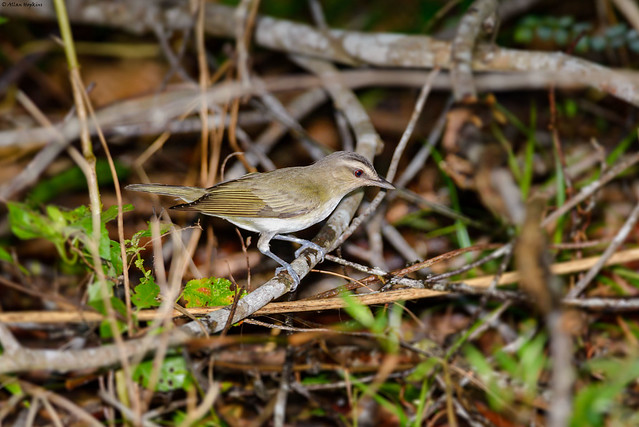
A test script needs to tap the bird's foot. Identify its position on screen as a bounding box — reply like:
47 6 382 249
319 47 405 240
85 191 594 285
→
275 264 301 291
294 240 327 262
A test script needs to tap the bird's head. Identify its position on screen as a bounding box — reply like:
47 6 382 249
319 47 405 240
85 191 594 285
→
313 151 394 195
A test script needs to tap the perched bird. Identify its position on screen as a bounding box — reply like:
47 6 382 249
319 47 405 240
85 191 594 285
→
126 151 394 289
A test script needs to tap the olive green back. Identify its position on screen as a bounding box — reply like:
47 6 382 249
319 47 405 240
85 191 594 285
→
171 171 319 219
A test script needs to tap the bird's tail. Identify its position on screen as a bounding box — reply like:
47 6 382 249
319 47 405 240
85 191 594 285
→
125 184 207 203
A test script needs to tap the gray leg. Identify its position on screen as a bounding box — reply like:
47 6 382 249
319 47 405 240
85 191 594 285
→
273 234 327 261
257 233 300 290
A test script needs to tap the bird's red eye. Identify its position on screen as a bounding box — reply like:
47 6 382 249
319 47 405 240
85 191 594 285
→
354 169 364 177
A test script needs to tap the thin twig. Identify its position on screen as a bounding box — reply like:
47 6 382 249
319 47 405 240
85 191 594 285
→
395 96 453 188
99 391 160 427
542 152 639 227
331 68 440 250
4 377 103 427
567 196 639 298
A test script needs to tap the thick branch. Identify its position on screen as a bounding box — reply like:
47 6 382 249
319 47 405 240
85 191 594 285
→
450 0 499 101
3 1 639 106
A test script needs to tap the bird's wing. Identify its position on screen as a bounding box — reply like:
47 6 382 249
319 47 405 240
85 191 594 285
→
171 174 319 218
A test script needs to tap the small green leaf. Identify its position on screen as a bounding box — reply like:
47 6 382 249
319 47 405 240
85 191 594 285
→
537 26 553 41
26 160 130 204
0 246 29 275
0 247 12 263
87 280 116 311
572 357 639 426
8 202 49 240
96 297 129 338
133 356 193 392
132 277 161 309
1 379 22 396
464 345 492 378
558 16 574 28
575 36 590 52
564 99 578 118
591 35 607 51
99 318 127 339
554 28 569 45
604 23 627 39
46 205 68 229
514 26 534 43
181 277 242 308
101 204 133 223
7 202 131 269
341 292 375 329
107 240 123 276
407 358 439 381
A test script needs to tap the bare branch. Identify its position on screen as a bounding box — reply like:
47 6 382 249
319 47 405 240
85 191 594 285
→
450 0 499 101
4 2 639 105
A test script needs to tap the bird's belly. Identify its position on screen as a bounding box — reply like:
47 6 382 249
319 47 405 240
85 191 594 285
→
217 199 341 235
222 216 319 235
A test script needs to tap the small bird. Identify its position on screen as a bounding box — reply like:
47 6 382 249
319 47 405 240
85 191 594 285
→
126 151 394 289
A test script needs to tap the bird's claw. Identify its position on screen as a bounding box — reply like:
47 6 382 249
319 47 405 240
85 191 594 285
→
294 241 327 262
275 266 301 291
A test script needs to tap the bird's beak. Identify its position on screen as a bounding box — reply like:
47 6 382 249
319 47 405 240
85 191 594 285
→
376 176 395 190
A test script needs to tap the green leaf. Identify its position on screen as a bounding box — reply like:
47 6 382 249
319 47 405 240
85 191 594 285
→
465 344 513 410
26 160 130 204
46 205 68 229
107 240 123 276
351 376 409 426
0 246 29 275
301 373 331 385
554 28 569 45
8 202 74 263
393 210 437 231
558 16 574 28
606 129 636 166
564 99 578 118
87 280 116 312
341 292 375 329
0 246 12 263
132 277 161 309
407 358 439 382
575 36 590 53
132 221 171 239
7 202 132 269
99 224 111 261
102 204 132 223
572 357 639 426
99 318 127 339
604 23 627 39
95 297 129 338
8 202 51 240
133 356 193 392
1 378 22 396
514 26 534 43
591 35 607 51
537 26 553 41
126 220 171 259
181 277 242 308
518 333 547 391
464 344 492 378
